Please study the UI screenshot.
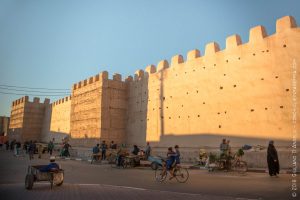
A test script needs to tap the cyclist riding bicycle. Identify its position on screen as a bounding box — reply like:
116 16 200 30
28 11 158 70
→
165 147 179 179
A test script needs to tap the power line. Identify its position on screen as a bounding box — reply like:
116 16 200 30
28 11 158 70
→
0 86 70 94
0 84 70 91
0 91 70 97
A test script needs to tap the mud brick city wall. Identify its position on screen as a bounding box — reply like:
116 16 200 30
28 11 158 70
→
40 96 72 143
70 72 127 146
8 16 300 149
125 16 300 148
9 96 50 142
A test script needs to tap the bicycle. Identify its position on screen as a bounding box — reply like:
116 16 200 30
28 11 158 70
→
231 155 247 173
207 151 247 173
155 159 189 183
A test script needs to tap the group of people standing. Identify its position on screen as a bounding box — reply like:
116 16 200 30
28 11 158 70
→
92 140 113 160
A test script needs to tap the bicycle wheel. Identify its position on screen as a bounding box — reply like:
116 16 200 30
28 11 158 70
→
233 161 248 173
174 167 189 183
155 168 167 182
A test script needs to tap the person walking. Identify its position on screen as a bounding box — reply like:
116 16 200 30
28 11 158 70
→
144 142 151 159
48 140 54 155
63 142 71 157
101 141 107 160
267 140 280 177
28 141 35 160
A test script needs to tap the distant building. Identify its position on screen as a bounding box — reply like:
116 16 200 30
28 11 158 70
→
0 116 10 136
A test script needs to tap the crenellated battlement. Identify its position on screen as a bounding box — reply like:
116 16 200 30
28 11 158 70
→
72 71 128 91
125 15 298 80
12 96 50 106
52 96 72 106
72 71 108 91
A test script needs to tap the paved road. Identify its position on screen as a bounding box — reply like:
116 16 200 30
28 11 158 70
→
0 150 296 200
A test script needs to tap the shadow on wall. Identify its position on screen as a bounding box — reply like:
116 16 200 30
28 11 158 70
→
149 133 292 148
126 69 149 147
47 131 70 143
69 137 101 147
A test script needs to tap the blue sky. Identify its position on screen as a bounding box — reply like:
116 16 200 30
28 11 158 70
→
0 0 299 116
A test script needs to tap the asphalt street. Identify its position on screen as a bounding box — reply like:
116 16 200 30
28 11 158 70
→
0 150 296 200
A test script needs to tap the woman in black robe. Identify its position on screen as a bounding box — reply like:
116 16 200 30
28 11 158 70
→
267 140 280 177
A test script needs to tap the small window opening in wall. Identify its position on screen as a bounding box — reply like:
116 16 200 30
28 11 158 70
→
159 107 161 109
266 50 269 52
170 96 173 98
203 67 206 69
226 60 228 63
197 115 200 117
214 64 216 67
181 105 184 107
193 69 196 72
188 116 190 118
283 44 287 48
176 74 178 76
220 86 223 90
157 89 159 91
217 112 220 115
250 109 254 112
153 108 155 111
286 89 289 92
196 90 199 93
185 72 187 74
265 107 268 110
186 92 189 94
163 97 165 100
224 74 226 76
238 57 241 60
178 116 180 118
219 125 222 128
261 78 264 80
203 102 205 104
262 50 265 53
161 116 164 119
169 117 171 119
253 53 256 56
275 76 279 79
280 106 284 109
233 85 237 88
166 106 168 109
224 111 227 114
147 119 149 121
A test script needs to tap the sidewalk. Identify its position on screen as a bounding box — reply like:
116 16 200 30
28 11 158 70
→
56 155 297 174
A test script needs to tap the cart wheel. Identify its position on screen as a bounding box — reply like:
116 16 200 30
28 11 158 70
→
151 162 158 170
56 180 63 186
25 174 34 190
